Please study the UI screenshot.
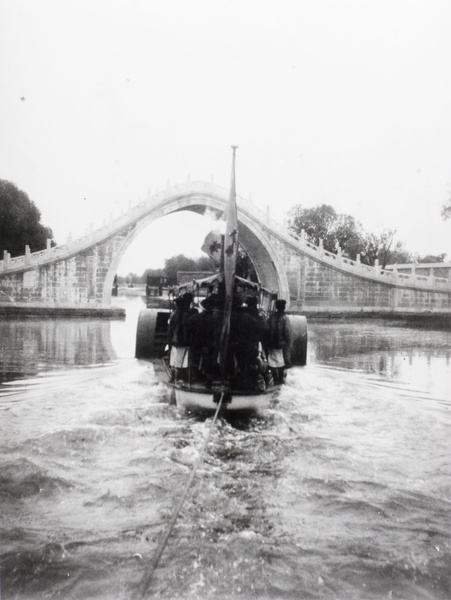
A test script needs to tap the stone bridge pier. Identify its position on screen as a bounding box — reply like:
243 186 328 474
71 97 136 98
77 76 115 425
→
1 181 450 316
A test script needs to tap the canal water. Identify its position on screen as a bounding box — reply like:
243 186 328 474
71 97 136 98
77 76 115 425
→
1 296 450 600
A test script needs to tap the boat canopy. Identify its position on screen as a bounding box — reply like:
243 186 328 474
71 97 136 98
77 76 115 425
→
173 272 277 301
234 275 275 298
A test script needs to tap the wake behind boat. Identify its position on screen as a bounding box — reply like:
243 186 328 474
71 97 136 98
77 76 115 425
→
135 148 307 413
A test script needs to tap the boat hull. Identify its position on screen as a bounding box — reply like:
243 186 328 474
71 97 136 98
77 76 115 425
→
153 357 279 413
173 385 277 413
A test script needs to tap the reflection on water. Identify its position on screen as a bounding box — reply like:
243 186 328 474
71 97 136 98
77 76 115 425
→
1 301 450 403
307 321 451 400
0 319 115 384
309 320 451 364
1 297 450 388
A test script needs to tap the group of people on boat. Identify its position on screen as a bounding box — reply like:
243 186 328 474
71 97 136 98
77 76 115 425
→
167 290 292 391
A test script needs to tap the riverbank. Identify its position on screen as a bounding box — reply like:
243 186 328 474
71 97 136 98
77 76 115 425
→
300 310 451 330
0 305 125 319
1 304 450 330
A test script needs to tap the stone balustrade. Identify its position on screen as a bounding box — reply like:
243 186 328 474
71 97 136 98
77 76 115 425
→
0 181 450 313
1 180 450 294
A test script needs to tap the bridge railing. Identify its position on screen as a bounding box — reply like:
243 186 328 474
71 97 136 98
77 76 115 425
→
1 181 450 293
237 194 451 291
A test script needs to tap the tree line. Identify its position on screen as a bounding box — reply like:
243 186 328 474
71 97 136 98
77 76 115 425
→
117 255 214 287
287 203 447 267
117 248 257 286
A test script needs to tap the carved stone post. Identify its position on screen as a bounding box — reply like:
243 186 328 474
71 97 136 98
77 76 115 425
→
300 229 305 247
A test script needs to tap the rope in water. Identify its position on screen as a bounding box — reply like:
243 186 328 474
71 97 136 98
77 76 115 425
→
136 392 225 598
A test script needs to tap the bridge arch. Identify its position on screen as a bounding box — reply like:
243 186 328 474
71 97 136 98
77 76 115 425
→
0 183 289 309
1 181 450 314
101 189 289 304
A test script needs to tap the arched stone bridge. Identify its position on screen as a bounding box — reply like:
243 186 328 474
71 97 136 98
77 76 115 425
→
1 181 450 314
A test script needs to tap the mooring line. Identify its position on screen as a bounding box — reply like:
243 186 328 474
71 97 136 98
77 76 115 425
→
136 392 225 598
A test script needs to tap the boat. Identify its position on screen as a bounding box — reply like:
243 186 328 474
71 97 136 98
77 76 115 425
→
135 148 307 413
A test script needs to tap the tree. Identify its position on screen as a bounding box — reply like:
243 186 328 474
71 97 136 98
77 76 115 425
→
334 214 365 259
194 255 214 271
441 197 451 220
288 204 338 251
124 272 142 286
374 229 396 268
0 179 55 257
162 250 257 284
383 240 413 266
287 204 421 267
288 203 371 260
164 254 200 282
417 253 447 263
357 229 413 268
360 232 380 266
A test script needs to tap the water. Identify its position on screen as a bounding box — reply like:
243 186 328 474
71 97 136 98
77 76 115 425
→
1 296 450 599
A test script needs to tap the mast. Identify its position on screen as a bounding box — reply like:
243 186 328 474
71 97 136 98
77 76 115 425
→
218 146 238 382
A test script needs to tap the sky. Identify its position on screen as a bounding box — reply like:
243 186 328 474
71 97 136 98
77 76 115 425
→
1 0 450 275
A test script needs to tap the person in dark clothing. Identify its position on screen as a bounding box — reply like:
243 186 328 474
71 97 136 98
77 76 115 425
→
185 307 203 373
196 293 222 386
267 299 292 384
167 293 196 381
167 296 183 347
202 294 224 383
182 292 196 313
231 295 269 390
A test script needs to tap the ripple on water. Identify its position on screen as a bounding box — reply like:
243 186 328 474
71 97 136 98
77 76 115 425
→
0 457 73 499
1 318 451 599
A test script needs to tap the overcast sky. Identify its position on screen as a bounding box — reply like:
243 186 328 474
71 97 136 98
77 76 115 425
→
1 0 450 274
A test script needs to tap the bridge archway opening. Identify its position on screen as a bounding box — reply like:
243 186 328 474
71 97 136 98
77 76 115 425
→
106 194 287 304
0 185 292 309
114 210 220 278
